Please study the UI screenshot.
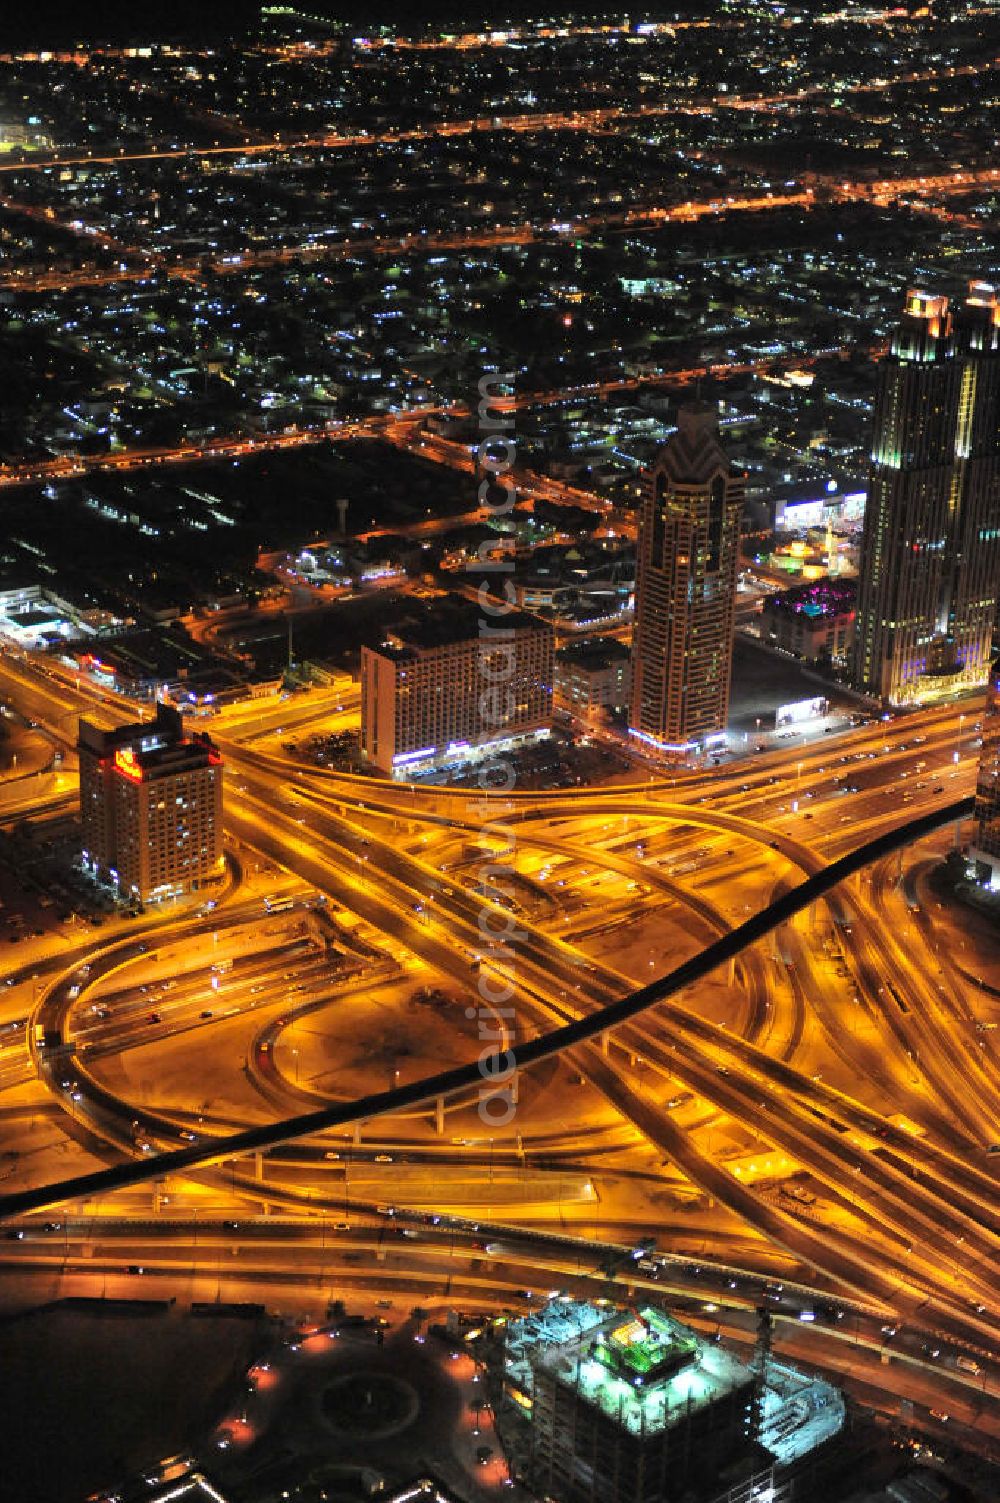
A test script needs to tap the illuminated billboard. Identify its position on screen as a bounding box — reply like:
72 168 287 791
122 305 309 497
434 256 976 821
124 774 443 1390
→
778 491 866 530
114 746 144 782
775 696 829 730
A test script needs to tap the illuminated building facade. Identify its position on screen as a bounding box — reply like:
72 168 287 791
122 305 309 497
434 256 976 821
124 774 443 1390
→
555 639 631 715
629 404 743 752
853 283 1000 706
522 1306 757 1503
79 701 223 903
760 579 857 665
360 602 552 778
503 1300 845 1503
970 656 1000 886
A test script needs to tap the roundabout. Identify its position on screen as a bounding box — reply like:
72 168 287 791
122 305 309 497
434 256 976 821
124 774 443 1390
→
323 1371 420 1439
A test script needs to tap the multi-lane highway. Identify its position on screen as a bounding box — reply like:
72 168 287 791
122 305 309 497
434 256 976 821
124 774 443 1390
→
0 650 998 1452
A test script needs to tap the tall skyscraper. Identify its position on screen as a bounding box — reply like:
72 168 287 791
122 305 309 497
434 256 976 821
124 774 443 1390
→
853 283 1000 706
629 403 743 751
970 654 1000 886
79 702 224 904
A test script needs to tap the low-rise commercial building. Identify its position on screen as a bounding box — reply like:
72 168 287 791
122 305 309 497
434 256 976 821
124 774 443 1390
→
759 579 856 665
0 585 100 649
555 638 631 715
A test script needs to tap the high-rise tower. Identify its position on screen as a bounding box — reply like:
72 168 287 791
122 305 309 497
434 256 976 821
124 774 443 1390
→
79 702 224 904
970 654 1000 886
629 403 743 750
853 283 1000 706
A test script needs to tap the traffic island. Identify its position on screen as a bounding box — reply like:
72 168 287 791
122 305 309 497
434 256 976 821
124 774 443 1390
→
323 1371 420 1439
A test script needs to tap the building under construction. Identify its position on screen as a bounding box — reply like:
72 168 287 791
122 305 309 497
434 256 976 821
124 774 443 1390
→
502 1301 844 1503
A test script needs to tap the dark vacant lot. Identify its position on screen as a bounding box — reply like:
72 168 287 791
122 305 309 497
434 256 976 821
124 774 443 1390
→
0 1304 264 1503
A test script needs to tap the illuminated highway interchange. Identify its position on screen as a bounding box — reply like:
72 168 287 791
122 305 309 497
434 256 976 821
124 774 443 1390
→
0 4 999 1499
1 652 999 1467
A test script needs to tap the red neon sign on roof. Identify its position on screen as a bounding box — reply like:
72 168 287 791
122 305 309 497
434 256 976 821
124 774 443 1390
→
114 747 144 783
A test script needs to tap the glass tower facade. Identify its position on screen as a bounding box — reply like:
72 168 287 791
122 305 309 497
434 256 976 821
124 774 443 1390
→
970 656 1000 886
853 283 1000 706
